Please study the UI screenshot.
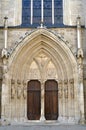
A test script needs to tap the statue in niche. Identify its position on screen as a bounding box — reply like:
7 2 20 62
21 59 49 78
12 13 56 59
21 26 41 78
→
17 85 22 99
70 87 74 99
17 80 22 99
11 79 16 99
23 82 27 99
65 88 68 98
64 80 68 98
78 64 83 82
58 81 63 98
58 88 63 98
11 84 16 99
69 79 74 99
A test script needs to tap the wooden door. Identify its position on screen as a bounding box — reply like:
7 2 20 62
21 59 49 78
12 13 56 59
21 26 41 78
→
45 80 58 120
27 80 41 120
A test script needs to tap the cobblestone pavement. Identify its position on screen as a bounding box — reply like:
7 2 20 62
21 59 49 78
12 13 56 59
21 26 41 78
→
0 125 86 130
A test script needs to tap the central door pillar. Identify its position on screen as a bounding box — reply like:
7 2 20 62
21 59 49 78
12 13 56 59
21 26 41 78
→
40 81 45 121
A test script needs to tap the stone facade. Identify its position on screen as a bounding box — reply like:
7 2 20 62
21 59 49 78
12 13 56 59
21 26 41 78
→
0 0 86 125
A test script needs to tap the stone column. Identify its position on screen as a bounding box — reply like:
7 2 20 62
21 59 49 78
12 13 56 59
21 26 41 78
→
76 16 85 124
23 81 27 121
17 79 22 121
1 57 9 120
77 52 85 124
40 81 45 121
64 79 68 122
58 80 63 121
10 79 16 120
68 79 75 122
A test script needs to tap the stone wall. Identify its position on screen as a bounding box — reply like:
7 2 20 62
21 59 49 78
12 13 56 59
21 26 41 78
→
63 0 84 25
0 54 2 118
82 0 86 27
0 0 86 123
0 0 22 26
0 28 78 54
0 0 86 27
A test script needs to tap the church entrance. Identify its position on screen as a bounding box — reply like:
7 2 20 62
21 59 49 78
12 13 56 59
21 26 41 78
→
27 80 58 120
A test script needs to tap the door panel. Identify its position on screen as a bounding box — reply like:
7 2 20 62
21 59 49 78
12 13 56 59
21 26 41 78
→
45 80 58 120
27 80 41 120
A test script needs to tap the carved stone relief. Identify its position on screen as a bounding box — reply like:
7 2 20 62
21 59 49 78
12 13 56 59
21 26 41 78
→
11 79 16 99
45 61 57 79
64 80 68 98
29 61 40 79
28 52 57 80
77 53 83 83
17 79 22 99
58 80 63 98
35 53 48 70
22 81 27 99
69 79 74 99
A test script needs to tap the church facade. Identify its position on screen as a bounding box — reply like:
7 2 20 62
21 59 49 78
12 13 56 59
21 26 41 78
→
0 0 86 125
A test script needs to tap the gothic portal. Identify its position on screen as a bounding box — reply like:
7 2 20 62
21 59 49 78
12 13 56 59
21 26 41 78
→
1 28 82 124
0 0 86 125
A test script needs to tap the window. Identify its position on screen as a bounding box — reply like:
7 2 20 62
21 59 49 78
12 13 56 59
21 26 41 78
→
22 0 63 27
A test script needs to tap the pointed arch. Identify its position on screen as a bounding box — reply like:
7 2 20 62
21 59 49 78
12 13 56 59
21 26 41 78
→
4 28 80 122
8 28 77 83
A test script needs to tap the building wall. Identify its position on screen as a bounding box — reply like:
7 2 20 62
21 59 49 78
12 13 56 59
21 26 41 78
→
0 0 86 124
0 0 22 26
0 0 86 27
63 0 84 25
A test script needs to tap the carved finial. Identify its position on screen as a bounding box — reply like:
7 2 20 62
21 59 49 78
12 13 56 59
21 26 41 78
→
40 21 44 28
77 48 83 58
1 48 10 59
37 21 46 29
4 16 8 28
77 16 81 28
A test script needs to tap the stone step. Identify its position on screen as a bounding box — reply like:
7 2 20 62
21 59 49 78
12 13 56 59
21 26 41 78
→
0 125 86 130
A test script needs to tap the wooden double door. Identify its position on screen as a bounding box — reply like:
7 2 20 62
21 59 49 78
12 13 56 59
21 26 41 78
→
27 80 58 120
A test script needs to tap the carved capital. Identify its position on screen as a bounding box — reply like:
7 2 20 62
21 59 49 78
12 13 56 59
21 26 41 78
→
64 79 68 84
22 80 26 86
11 79 15 84
69 78 74 84
11 85 16 99
58 80 63 85
77 48 83 59
17 79 21 84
